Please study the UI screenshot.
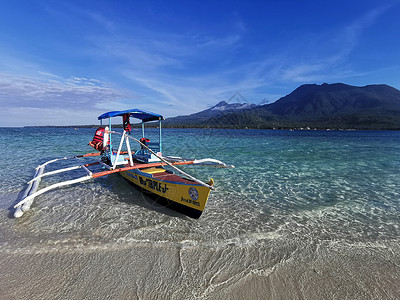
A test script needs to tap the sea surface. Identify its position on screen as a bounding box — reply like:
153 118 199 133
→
0 127 399 299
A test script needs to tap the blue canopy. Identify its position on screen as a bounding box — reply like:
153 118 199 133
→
98 109 164 122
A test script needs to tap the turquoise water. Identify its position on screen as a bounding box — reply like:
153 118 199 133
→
0 127 399 298
1 127 399 243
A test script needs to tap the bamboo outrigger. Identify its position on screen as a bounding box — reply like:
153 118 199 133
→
14 109 234 219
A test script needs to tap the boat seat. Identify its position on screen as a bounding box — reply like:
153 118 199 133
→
141 167 166 174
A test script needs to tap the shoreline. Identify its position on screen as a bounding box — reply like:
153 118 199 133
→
0 237 399 299
2 125 398 131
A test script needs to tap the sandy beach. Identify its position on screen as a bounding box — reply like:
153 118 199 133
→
1 234 399 299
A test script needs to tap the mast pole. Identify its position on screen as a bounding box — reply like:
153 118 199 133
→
108 117 112 153
159 118 162 154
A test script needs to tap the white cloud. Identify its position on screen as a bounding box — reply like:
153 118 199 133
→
0 72 130 126
83 24 250 114
87 5 392 112
273 4 394 85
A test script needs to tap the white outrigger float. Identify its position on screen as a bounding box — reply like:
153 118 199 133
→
14 109 234 219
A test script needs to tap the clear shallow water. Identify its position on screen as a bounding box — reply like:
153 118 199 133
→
0 128 399 299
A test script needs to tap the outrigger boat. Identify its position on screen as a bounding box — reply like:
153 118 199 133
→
14 109 234 219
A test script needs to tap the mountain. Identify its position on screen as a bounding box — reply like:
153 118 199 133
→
211 101 257 111
263 83 400 117
163 101 258 126
165 83 400 130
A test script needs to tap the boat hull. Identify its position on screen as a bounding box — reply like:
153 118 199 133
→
120 167 211 218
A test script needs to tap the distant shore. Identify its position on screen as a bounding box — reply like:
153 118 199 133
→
22 124 400 131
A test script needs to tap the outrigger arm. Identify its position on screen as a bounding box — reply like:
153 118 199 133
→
14 153 101 218
163 156 235 168
14 174 93 217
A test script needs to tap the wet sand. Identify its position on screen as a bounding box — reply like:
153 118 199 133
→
1 238 399 299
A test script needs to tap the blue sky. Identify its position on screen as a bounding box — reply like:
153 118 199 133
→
1 0 400 126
